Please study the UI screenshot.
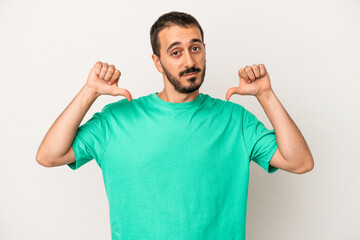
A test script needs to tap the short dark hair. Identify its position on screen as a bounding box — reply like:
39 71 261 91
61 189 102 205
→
150 11 204 57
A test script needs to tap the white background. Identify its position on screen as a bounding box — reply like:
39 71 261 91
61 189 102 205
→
1 0 359 239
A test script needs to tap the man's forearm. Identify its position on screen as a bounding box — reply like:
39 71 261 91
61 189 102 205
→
36 85 99 164
256 90 314 170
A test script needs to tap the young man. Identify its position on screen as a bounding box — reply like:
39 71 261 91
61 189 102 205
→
36 11 314 240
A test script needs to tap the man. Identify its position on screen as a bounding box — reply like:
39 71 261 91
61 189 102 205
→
36 11 314 240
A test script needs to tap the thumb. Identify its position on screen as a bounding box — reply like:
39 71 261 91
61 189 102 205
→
226 84 253 100
225 87 243 101
109 85 133 102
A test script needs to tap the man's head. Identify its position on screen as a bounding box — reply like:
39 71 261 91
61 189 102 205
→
150 11 206 94
150 11 204 58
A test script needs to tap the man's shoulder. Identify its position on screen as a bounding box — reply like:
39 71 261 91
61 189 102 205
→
101 93 153 113
100 92 246 114
203 93 245 111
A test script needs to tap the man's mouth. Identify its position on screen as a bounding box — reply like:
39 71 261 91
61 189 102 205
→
182 72 198 77
179 67 201 77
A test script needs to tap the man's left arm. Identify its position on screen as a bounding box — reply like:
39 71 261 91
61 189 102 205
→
226 64 314 174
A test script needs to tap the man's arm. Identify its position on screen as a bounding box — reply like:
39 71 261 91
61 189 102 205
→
36 85 99 167
226 64 314 174
36 61 132 167
256 90 314 174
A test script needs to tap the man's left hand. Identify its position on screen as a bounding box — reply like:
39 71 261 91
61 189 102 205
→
225 64 273 100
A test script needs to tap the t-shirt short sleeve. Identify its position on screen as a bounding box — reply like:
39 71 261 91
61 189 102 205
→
241 106 278 173
67 105 111 170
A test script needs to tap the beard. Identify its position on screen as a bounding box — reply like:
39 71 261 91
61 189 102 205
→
160 62 206 94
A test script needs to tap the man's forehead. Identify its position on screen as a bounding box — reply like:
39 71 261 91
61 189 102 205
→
158 25 202 49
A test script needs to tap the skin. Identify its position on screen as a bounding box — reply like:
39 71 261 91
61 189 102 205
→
36 24 314 174
36 62 131 167
152 25 206 103
226 64 314 174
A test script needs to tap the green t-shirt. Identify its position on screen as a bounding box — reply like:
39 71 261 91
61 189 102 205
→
68 92 278 240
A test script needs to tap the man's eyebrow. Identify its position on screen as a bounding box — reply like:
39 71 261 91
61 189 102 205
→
191 38 202 44
166 41 181 53
166 38 203 53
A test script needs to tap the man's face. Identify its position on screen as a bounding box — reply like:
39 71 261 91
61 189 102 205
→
154 25 206 94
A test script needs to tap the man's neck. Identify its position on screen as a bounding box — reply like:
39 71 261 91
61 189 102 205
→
156 89 199 103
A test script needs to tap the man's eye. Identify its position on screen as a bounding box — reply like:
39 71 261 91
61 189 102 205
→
172 51 180 56
192 47 200 51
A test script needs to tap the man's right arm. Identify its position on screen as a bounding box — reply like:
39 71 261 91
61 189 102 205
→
36 61 132 167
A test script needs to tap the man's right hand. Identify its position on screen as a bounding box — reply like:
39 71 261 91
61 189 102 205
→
85 61 132 101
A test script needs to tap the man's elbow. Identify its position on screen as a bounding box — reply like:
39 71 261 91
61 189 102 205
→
294 157 314 174
36 151 54 168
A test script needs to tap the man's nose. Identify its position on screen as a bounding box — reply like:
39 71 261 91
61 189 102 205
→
183 51 195 67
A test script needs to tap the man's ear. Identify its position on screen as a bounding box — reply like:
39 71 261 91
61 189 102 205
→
152 54 164 73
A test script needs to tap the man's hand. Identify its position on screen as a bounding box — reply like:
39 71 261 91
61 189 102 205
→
225 64 272 100
85 61 132 101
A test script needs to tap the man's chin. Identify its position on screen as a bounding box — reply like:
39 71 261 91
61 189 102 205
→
178 81 202 93
188 77 197 83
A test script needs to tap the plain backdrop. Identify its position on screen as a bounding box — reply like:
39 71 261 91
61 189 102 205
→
1 0 359 239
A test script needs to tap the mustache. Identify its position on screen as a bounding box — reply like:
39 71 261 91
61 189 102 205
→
179 67 201 77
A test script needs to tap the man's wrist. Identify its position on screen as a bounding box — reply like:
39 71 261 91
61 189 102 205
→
256 89 275 102
82 84 101 99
